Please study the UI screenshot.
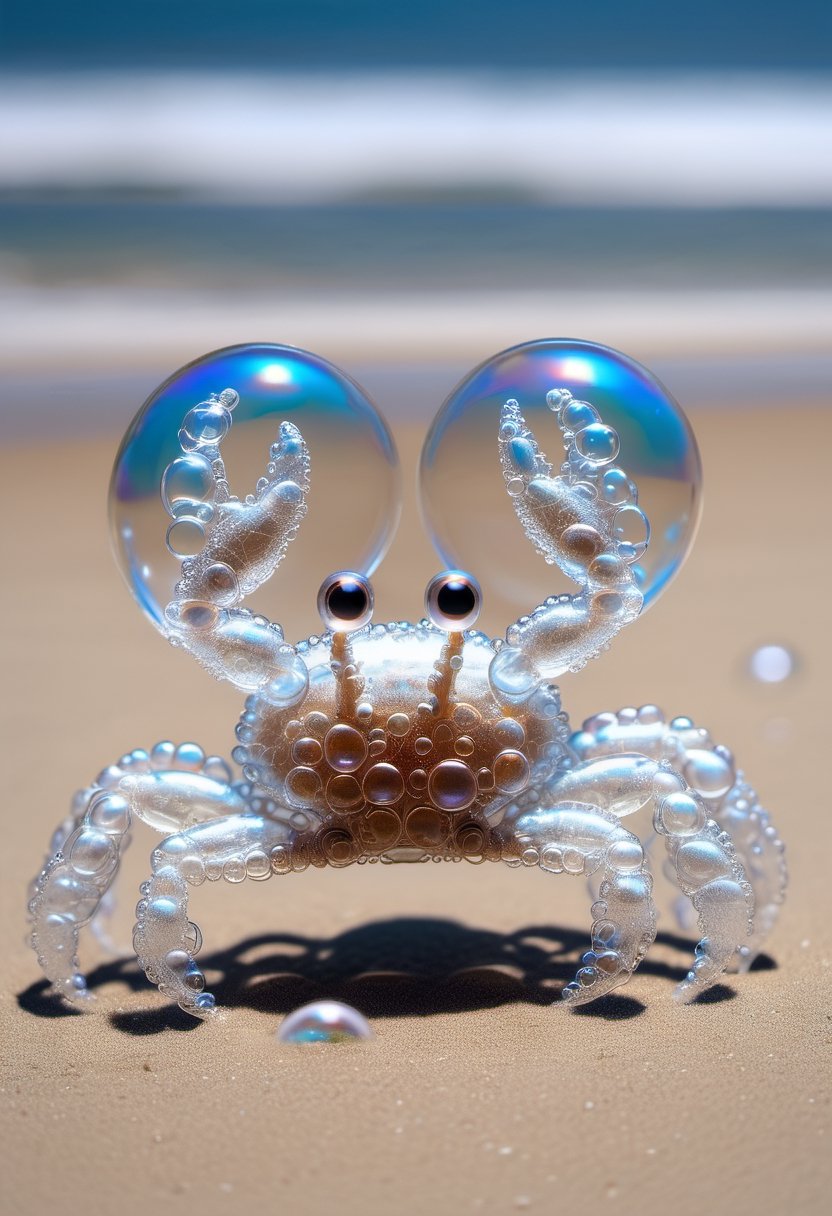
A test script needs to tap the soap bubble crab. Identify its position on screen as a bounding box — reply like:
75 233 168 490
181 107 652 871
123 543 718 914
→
28 339 787 1017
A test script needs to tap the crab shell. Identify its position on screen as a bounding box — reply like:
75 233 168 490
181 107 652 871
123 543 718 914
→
234 623 570 865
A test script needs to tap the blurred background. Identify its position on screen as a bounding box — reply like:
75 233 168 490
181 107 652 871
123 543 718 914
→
1 0 830 649
1 0 830 443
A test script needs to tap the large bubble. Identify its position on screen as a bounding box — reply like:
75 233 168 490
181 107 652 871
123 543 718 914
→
419 339 702 634
110 344 401 643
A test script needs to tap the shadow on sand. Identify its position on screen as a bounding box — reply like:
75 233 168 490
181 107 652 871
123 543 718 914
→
19 916 769 1035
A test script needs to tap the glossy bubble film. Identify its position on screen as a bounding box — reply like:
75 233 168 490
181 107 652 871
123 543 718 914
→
420 340 701 631
748 644 797 684
277 1000 373 1044
110 344 400 642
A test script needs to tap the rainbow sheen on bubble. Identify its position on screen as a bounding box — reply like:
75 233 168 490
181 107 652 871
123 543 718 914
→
109 344 401 643
419 339 701 632
277 1000 373 1044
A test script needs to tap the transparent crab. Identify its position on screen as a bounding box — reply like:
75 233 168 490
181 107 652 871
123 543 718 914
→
28 340 787 1017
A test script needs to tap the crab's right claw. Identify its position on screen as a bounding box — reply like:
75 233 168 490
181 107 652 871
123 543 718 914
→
490 394 646 700
160 390 311 697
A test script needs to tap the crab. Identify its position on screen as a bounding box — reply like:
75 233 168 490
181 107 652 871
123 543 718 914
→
28 350 787 1018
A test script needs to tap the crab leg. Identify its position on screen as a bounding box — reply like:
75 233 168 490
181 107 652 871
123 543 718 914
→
133 814 297 1016
564 710 778 992
489 392 645 702
160 388 311 693
500 803 657 1005
28 743 244 1006
548 757 753 1001
570 705 786 971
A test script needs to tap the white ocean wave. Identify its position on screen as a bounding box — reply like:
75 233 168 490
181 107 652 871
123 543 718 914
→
1 70 831 205
1 283 828 376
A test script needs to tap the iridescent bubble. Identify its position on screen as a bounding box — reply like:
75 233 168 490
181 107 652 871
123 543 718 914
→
420 339 702 633
260 652 310 709
324 724 368 773
165 518 206 560
427 759 478 811
561 400 598 431
277 1000 373 1044
613 504 651 562
748 644 797 684
68 829 117 877
655 791 707 837
180 403 230 449
363 763 405 805
160 454 215 513
575 423 620 465
110 344 401 643
493 750 531 794
406 805 451 848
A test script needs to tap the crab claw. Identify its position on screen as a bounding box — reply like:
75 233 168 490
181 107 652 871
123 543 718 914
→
159 390 312 693
490 394 646 700
173 419 309 608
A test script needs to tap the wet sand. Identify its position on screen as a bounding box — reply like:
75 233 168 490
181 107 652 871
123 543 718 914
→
2 405 830 1216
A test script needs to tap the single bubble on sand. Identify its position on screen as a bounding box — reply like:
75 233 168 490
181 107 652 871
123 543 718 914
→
748 644 797 684
276 1000 373 1044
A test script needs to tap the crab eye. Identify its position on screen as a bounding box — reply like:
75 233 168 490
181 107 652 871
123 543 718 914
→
317 571 374 632
425 570 482 632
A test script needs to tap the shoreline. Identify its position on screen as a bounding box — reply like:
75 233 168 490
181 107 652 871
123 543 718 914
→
2 283 829 373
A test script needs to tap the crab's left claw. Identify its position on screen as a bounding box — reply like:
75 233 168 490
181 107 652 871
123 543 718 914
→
490 393 646 704
172 413 310 607
161 390 311 696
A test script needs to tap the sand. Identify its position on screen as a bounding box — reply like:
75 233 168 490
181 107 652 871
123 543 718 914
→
2 406 830 1216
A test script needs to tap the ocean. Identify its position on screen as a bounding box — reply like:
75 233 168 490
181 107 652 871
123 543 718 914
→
1 67 829 435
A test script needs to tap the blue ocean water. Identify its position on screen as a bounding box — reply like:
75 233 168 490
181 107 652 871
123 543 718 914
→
1 6 829 434
1 68 829 286
2 1 831 69
2 202 829 290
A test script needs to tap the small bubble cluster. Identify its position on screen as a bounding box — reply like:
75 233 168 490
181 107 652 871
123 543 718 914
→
485 387 650 687
504 386 648 566
163 388 238 559
156 405 313 690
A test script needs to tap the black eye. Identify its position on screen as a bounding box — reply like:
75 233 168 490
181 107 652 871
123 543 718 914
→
317 571 374 632
425 571 482 631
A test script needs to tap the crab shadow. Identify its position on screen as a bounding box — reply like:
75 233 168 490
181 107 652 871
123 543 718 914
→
18 917 773 1035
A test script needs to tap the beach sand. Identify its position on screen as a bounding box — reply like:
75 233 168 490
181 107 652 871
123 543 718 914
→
2 404 830 1216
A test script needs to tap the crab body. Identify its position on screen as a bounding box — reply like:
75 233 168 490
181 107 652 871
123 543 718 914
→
235 624 568 867
28 341 787 1019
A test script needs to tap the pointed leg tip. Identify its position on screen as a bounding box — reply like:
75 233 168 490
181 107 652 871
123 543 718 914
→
673 967 728 1004
56 978 95 1009
734 945 756 974
673 978 699 1004
181 994 224 1022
